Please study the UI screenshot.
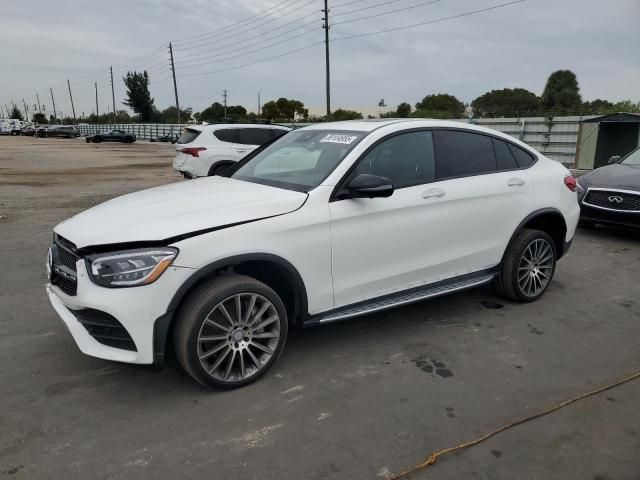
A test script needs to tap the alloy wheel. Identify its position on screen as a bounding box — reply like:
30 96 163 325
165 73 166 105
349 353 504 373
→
196 293 281 383
517 238 554 297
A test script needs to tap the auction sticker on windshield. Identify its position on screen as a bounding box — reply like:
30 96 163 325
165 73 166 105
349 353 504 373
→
320 134 358 144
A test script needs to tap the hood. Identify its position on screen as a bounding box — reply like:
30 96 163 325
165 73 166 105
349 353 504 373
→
581 163 640 191
55 177 307 249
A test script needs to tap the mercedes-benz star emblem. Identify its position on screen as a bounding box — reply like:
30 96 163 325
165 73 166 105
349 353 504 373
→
608 195 624 204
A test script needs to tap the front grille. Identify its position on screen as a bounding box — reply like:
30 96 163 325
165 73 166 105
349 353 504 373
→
583 189 640 212
51 235 80 296
72 308 137 351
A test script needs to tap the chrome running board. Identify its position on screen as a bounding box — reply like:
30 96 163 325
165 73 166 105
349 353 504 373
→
312 273 495 325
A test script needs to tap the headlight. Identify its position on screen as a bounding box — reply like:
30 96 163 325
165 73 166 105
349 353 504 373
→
86 247 178 288
576 176 588 196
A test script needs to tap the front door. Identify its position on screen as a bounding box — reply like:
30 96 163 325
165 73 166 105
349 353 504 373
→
329 130 454 308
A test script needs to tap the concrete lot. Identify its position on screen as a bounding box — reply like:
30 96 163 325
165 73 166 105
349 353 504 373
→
1 135 639 479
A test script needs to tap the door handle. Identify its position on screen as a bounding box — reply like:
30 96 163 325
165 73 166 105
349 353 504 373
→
507 178 525 187
422 188 445 199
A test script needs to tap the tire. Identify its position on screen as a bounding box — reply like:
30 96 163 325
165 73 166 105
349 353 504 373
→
123 136 133 143
495 228 556 302
93 136 103 143
208 162 234 176
174 274 288 389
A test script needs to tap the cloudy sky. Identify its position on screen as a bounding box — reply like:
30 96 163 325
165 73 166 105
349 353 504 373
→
2 0 638 118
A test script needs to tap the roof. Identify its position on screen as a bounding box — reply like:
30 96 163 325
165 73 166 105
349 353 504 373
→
581 112 640 123
193 123 292 131
302 118 426 132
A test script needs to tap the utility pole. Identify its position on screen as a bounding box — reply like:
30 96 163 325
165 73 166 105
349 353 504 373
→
258 92 261 117
110 66 116 123
67 79 77 125
322 0 331 120
95 82 99 118
168 42 181 126
36 93 42 114
223 90 228 118
22 99 29 121
50 87 57 124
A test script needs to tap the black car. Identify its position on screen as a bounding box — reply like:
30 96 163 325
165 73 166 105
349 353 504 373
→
48 125 80 138
85 129 136 143
577 147 640 229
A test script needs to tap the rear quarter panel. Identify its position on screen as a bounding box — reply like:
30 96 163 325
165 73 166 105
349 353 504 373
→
531 156 580 242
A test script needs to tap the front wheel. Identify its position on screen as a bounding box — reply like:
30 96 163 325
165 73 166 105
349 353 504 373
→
174 274 288 389
496 228 556 302
93 136 103 143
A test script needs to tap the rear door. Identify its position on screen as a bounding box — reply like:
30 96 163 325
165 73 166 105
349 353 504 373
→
431 129 534 274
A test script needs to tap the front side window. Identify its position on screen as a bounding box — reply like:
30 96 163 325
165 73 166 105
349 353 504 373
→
621 147 640 165
434 130 496 179
353 131 435 188
232 130 365 191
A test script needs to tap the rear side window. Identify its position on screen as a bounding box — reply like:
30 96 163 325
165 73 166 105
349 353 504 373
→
178 129 201 144
213 129 238 143
508 143 535 168
434 130 496 179
236 128 277 146
492 138 519 170
268 128 289 140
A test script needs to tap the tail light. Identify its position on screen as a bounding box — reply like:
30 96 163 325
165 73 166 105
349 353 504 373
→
564 174 577 192
180 147 207 157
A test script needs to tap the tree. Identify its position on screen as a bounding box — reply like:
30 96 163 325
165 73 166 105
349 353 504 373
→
541 70 582 113
396 102 412 117
611 99 640 114
332 109 363 121
123 71 156 121
262 98 308 121
415 93 465 117
158 106 193 123
471 88 540 117
10 105 23 121
199 102 247 122
32 112 47 124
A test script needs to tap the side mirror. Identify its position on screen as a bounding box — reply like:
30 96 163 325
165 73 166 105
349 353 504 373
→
347 174 394 199
608 155 621 164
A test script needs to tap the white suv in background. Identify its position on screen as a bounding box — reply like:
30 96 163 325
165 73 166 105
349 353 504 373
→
173 123 290 178
47 119 579 389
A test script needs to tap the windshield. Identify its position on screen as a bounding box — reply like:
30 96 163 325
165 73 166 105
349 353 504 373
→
621 148 640 166
231 130 365 191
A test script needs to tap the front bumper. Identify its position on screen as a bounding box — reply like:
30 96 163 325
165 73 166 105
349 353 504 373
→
579 204 640 229
47 260 194 364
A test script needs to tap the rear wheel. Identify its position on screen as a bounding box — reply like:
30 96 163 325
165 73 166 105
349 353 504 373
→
123 136 133 143
496 228 556 302
174 274 288 389
208 161 234 176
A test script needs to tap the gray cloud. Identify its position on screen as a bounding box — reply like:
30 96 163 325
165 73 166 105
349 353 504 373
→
2 0 638 117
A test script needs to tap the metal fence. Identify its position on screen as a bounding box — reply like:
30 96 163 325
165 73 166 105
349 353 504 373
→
76 123 184 140
78 116 598 167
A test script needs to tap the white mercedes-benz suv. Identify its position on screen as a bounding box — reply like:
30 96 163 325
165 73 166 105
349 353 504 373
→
47 119 580 388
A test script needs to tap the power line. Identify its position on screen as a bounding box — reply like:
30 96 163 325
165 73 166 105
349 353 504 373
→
334 0 525 39
176 28 318 69
333 0 444 25
172 0 315 48
172 0 300 45
174 11 320 62
173 0 318 51
332 0 413 18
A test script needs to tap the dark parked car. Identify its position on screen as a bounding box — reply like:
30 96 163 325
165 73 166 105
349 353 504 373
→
36 125 57 137
86 129 136 143
48 125 80 138
21 125 38 136
577 147 640 229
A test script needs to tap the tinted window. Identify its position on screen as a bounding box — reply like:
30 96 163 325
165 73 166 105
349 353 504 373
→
213 129 238 143
237 128 275 146
508 143 535 168
434 130 496 178
492 138 518 170
177 128 201 144
268 128 289 140
354 131 435 188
